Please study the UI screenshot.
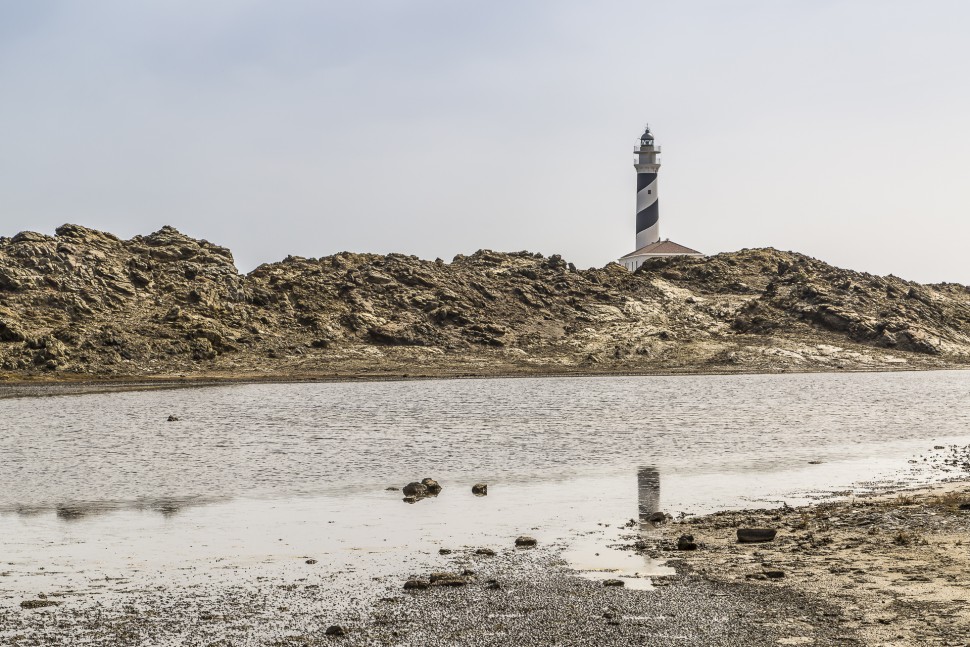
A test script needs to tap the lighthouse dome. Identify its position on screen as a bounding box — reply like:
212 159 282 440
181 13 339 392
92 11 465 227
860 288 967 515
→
640 127 654 142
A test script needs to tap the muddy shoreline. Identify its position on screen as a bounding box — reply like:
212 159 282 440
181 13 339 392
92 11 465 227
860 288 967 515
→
5 475 970 646
0 362 964 400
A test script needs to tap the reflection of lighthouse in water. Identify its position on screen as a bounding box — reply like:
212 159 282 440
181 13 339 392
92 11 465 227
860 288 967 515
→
637 467 661 523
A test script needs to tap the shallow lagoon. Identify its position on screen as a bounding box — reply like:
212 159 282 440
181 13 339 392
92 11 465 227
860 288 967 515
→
2 371 969 601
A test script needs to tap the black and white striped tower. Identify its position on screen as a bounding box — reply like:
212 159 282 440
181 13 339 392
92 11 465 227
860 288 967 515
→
634 125 661 248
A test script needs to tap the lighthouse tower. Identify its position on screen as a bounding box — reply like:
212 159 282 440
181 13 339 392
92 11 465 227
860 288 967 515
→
617 124 702 271
634 126 661 248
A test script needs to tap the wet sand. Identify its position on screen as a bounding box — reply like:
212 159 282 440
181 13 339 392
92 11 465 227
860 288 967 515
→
5 477 970 645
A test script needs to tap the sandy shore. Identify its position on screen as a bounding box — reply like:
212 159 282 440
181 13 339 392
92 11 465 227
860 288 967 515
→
5 471 970 646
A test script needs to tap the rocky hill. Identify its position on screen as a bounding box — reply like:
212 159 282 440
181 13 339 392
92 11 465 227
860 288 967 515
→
0 224 968 382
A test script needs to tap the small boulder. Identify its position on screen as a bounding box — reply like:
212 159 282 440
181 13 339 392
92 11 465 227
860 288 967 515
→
603 579 625 587
472 483 488 496
737 528 777 544
764 570 785 579
429 572 466 587
421 478 442 494
647 511 668 525
475 547 496 556
959 503 970 511
438 548 452 555
677 534 698 551
166 415 179 422
515 536 537 547
325 625 347 636
404 579 430 590
20 600 59 609
306 559 318 565
402 482 429 497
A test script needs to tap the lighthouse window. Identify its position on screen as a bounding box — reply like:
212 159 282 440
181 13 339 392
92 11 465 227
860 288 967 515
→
647 190 652 194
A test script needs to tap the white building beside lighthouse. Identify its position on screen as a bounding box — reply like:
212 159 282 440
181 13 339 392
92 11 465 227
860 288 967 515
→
617 125 702 271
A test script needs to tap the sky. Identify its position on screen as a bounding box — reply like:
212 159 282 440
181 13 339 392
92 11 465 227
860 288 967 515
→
1 1 970 283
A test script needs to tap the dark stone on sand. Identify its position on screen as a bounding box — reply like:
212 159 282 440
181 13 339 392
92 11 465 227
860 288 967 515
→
959 503 970 511
475 548 496 556
603 579 625 587
403 482 429 497
764 570 785 579
647 511 668 524
485 579 501 590
745 573 768 581
738 528 777 543
306 559 318 564
20 600 59 609
421 478 442 494
166 415 179 422
438 548 452 555
515 536 537 547
325 625 347 636
461 569 476 576
677 534 698 551
430 572 466 587
807 460 822 465
402 496 418 504
404 579 430 590
472 483 488 496
385 487 399 491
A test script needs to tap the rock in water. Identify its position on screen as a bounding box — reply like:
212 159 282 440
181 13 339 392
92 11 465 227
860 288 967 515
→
737 528 777 543
647 511 668 525
677 534 698 551
515 536 538 547
404 579 430 590
324 625 347 636
166 415 179 422
421 477 442 494
402 482 429 497
603 579 625 587
472 483 488 496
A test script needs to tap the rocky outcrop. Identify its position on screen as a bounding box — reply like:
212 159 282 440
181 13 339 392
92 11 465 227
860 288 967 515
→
0 225 968 380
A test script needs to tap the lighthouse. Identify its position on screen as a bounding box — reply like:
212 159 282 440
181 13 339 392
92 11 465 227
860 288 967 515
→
634 125 661 248
617 125 702 271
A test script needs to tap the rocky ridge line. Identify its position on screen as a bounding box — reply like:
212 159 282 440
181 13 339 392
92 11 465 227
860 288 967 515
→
0 224 968 379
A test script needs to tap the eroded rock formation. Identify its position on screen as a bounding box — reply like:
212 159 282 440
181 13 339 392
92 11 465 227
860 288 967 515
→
0 224 967 380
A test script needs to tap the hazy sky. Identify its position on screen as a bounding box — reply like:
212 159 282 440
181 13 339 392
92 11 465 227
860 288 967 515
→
2 1 969 282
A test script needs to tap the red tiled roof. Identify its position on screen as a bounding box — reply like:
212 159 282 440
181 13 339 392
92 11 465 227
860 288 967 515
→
618 240 703 259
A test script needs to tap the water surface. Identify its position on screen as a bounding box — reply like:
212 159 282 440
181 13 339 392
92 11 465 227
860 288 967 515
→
1 371 968 600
